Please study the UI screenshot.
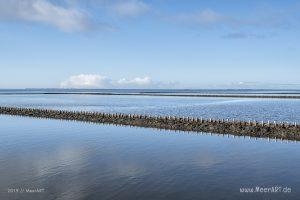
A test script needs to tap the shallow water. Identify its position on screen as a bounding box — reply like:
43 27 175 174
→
0 94 300 123
0 115 299 200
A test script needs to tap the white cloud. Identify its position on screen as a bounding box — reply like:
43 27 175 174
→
60 74 176 89
0 0 90 32
60 74 112 88
117 76 152 86
110 0 150 17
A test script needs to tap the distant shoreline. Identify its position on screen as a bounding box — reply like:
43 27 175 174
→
0 92 300 99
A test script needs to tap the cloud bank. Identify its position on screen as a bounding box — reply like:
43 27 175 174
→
117 77 151 86
60 74 111 88
60 74 176 89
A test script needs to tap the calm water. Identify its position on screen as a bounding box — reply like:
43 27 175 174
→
0 94 300 122
0 115 299 200
1 91 299 199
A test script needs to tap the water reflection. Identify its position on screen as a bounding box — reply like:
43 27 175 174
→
0 115 299 199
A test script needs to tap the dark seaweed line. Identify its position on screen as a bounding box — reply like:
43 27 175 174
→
0 92 300 99
0 106 299 141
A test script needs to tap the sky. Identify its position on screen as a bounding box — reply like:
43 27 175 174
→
0 0 300 89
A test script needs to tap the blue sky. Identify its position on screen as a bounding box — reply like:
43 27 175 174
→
0 0 300 89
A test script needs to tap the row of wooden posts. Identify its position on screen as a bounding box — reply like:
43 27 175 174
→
0 106 299 141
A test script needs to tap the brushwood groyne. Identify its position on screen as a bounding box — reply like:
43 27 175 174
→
0 106 299 141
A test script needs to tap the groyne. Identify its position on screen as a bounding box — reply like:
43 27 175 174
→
0 106 299 141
